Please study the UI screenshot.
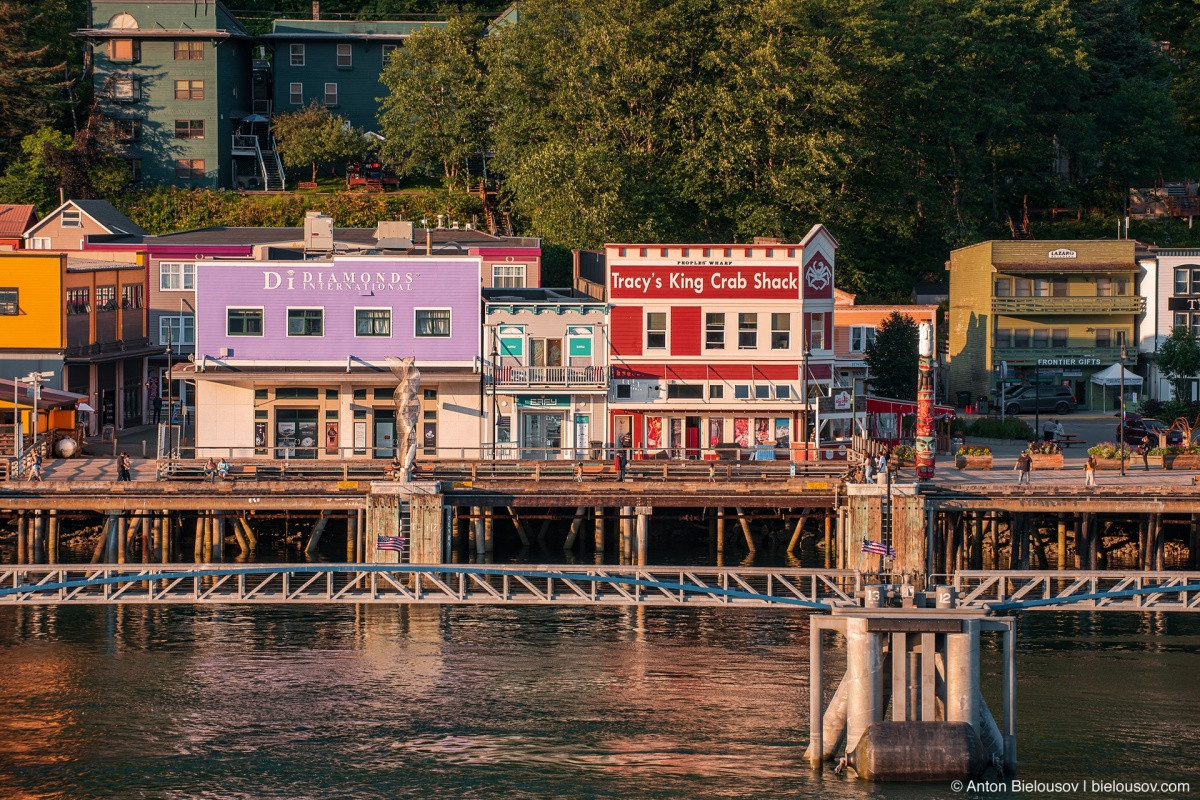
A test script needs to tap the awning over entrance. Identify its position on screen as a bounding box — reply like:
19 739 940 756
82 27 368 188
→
0 378 86 410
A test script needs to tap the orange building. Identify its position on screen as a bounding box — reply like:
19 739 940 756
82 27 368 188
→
833 288 939 397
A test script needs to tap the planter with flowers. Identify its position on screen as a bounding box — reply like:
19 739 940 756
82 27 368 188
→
954 446 993 470
889 444 916 468
1087 442 1132 470
1025 441 1063 470
1149 445 1200 470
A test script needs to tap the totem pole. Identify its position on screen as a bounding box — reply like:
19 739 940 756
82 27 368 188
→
915 321 936 481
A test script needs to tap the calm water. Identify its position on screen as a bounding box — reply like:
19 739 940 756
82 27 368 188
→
0 606 1198 800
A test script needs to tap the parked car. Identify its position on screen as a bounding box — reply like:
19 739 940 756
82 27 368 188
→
1118 414 1183 447
1002 387 1077 415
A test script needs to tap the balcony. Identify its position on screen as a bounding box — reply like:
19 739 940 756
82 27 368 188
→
490 365 607 388
993 344 1123 367
992 296 1145 315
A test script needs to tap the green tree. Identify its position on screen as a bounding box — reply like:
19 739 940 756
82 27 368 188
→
378 16 489 188
865 312 920 401
1157 326 1200 401
0 127 73 211
271 103 370 183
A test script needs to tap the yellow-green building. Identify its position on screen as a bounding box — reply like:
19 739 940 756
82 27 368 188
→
948 240 1143 410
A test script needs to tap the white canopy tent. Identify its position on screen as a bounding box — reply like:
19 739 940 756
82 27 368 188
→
1090 363 1143 411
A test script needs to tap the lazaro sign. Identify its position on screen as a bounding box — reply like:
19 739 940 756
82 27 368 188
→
610 266 801 299
262 269 420 292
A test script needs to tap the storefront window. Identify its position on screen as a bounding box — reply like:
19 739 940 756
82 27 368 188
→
276 408 318 459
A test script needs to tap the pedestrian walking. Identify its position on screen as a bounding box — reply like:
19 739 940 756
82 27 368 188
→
1138 435 1152 472
29 451 43 482
573 462 583 482
1015 451 1032 485
117 451 132 482
1084 455 1096 487
1042 419 1056 442
709 462 717 482
152 394 163 424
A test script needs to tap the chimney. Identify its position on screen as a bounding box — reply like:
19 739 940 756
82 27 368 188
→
312 1 320 20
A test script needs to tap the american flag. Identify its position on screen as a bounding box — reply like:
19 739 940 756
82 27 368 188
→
861 539 896 558
377 536 407 552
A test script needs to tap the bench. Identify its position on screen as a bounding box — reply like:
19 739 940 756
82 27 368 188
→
296 181 318 189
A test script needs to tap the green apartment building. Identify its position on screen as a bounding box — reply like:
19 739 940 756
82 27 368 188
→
948 240 1144 410
79 0 254 189
263 18 446 136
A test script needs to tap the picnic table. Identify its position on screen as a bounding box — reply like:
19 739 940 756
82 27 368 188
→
1055 433 1084 448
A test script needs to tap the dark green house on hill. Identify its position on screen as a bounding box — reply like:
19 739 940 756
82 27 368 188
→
262 18 446 137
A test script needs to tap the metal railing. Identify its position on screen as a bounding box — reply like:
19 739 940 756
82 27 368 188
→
950 570 1200 612
0 564 862 608
490 365 607 387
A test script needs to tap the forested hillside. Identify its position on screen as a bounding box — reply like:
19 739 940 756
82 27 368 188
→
1 0 1197 298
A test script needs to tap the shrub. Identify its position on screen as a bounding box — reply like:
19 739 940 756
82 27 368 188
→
1088 442 1132 459
963 417 1035 440
1137 398 1165 419
1025 441 1061 455
1149 445 1200 456
892 444 916 461
956 446 992 456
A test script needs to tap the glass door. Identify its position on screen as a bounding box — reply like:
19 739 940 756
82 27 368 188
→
522 412 563 459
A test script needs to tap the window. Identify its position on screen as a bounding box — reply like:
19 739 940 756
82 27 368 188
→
754 385 770 399
61 210 82 228
287 308 323 336
1192 268 1200 294
1116 329 1128 347
227 308 263 336
995 328 1011 348
1095 328 1111 347
775 385 791 399
159 315 194 346
1096 278 1112 297
705 313 725 349
355 308 391 336
492 264 526 288
771 313 790 349
734 385 751 399
108 39 139 61
1051 328 1067 348
290 44 305 66
289 82 303 105
709 384 724 399
29 238 51 250
0 288 16 315
850 325 876 352
1014 278 1031 297
159 262 194 290
66 288 89 315
615 384 632 400
667 384 704 399
808 312 826 350
738 313 757 349
414 308 450 337
275 388 318 399
174 80 204 100
174 40 204 60
1034 278 1051 297
174 119 204 139
1177 269 1190 295
113 117 141 141
383 44 398 66
337 43 352 67
646 312 667 349
175 159 204 179
96 286 117 311
993 277 1011 297
1175 312 1189 330
1114 278 1129 295
1013 329 1030 348
121 284 143 309
111 77 141 101
324 82 338 106
1052 278 1069 297
530 338 563 366
1032 329 1048 348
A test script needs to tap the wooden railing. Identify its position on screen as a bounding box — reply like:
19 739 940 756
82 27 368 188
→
992 296 1145 315
491 365 607 386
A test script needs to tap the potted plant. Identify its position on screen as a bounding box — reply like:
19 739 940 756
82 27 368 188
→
890 444 916 468
1025 440 1063 469
954 446 993 470
1150 445 1200 470
1087 442 1132 469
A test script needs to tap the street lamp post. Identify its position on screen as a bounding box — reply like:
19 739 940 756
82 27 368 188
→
16 371 56 476
490 332 499 462
1119 345 1128 477
801 345 811 460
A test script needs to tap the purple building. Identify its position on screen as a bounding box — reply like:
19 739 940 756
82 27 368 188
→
185 255 483 459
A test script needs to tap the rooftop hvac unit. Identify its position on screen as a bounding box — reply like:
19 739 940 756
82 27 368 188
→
304 211 333 251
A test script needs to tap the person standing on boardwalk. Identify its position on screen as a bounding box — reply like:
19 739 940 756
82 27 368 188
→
152 394 163 425
1015 450 1032 485
1138 434 1152 472
117 452 132 482
573 462 583 482
1042 419 1056 442
1084 455 1096 487
875 451 888 485
29 451 43 482
614 450 627 482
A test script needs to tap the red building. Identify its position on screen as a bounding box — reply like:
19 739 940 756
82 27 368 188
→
591 227 837 458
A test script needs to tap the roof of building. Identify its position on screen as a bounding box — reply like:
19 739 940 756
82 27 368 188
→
483 288 600 303
74 0 250 39
26 200 148 239
65 255 142 272
263 18 446 40
0 205 37 238
98 225 539 251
